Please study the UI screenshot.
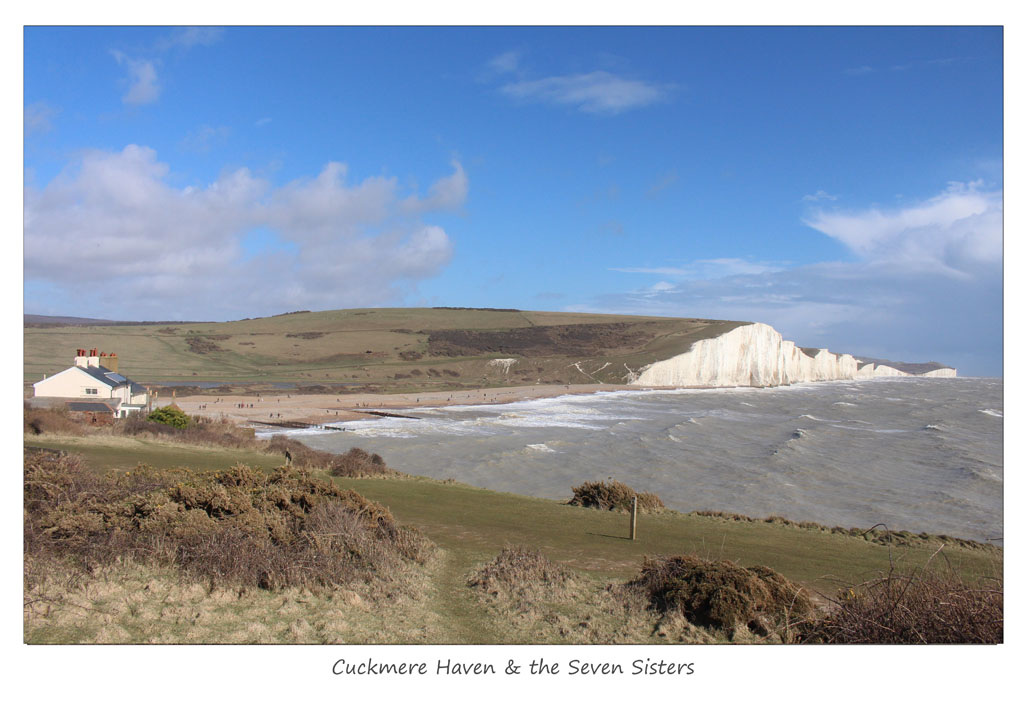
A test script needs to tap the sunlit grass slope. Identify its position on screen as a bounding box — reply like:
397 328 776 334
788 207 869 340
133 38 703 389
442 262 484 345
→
24 308 745 391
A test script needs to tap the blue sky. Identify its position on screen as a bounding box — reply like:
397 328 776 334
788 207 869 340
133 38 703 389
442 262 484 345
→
23 26 1003 374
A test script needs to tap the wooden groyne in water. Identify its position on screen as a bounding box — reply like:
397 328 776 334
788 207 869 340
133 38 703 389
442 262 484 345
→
356 410 421 420
254 420 346 431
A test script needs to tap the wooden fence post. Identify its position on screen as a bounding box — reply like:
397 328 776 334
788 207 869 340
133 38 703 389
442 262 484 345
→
630 495 638 541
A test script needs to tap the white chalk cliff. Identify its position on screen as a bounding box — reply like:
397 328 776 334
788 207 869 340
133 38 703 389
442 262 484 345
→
628 322 956 388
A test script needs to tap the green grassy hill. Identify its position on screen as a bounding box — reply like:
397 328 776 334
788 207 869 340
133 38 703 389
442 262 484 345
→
24 308 746 393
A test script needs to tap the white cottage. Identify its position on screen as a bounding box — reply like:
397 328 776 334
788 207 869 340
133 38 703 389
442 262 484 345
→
33 348 150 417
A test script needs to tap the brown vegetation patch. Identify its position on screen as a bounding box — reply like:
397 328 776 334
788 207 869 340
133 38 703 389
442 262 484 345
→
568 480 664 514
626 555 812 638
467 547 577 617
426 322 660 358
689 511 999 552
24 452 432 593
469 547 575 598
285 331 325 339
799 566 1003 644
266 437 394 478
25 404 85 436
185 336 225 354
118 414 257 448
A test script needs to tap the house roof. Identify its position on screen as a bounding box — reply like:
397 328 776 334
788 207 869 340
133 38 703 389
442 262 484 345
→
78 365 122 387
72 365 147 393
66 400 119 413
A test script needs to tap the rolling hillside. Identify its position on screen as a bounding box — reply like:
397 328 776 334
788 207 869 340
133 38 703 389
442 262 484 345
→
24 308 745 393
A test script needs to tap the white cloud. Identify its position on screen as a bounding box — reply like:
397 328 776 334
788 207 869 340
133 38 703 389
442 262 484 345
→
112 51 160 105
180 125 231 153
802 189 837 202
595 183 1003 375
613 258 784 279
156 27 224 51
647 169 678 198
24 146 463 319
487 50 521 74
24 102 57 135
804 181 1002 276
402 160 468 213
501 71 670 114
845 65 874 76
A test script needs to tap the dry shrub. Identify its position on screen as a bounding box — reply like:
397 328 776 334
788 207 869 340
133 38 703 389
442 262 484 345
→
689 511 997 552
328 447 390 477
568 480 664 514
24 404 85 436
800 566 1003 644
24 452 432 593
266 436 393 477
117 414 257 449
468 546 576 601
626 554 812 638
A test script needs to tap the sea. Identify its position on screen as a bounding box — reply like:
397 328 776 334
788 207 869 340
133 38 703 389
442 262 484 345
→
274 377 1003 543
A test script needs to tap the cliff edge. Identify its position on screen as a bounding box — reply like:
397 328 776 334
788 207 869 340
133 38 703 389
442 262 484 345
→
629 322 956 388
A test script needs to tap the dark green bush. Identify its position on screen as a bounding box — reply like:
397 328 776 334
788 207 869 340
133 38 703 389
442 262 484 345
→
146 406 189 429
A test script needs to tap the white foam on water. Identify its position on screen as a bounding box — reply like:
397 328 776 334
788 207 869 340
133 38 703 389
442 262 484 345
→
293 377 1001 541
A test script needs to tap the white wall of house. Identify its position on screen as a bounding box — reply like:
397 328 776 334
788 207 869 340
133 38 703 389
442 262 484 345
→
34 366 148 411
33 367 113 398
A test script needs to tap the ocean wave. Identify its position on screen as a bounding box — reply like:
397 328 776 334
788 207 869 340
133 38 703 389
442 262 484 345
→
295 376 1001 541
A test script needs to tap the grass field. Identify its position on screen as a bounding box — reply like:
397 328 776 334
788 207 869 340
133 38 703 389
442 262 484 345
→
24 308 744 392
23 433 1002 644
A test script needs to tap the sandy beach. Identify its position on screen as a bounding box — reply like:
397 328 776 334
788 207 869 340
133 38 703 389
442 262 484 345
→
173 383 649 427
